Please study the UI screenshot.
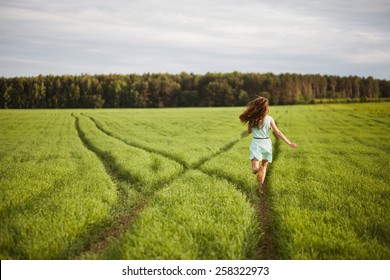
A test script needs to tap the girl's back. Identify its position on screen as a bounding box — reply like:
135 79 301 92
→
252 115 273 138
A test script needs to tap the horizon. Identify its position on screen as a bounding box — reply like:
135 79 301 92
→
1 71 389 81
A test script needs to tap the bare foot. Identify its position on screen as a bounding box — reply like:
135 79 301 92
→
257 182 264 195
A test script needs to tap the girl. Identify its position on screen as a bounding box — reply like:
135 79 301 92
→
239 96 298 187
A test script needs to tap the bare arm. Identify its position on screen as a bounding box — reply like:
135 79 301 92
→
270 118 298 148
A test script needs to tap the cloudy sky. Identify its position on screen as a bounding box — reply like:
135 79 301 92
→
1 0 389 78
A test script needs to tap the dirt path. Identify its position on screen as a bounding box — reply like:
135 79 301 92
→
72 114 150 258
256 120 283 259
77 201 147 258
257 181 276 259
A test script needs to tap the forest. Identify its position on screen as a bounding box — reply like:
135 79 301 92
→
1 72 389 108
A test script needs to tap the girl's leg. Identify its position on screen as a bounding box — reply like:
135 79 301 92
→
251 158 260 174
257 160 268 186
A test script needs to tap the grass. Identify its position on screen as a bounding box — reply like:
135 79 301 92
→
102 170 260 260
74 113 184 194
0 111 117 259
267 104 390 259
200 137 257 203
83 108 244 168
0 103 389 259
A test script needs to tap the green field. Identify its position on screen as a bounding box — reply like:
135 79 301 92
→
0 103 389 259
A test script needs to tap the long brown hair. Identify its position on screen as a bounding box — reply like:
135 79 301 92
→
239 96 269 133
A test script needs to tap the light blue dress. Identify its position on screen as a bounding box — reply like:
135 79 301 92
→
249 115 273 162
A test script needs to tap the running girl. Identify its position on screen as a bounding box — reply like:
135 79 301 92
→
239 96 298 187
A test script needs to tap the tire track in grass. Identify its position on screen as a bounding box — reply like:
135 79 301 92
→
197 126 281 259
84 113 248 171
88 111 248 188
192 138 241 170
80 113 267 259
257 128 281 260
71 114 148 257
84 110 285 260
194 133 261 206
199 168 257 205
82 113 190 169
192 133 265 259
73 113 188 257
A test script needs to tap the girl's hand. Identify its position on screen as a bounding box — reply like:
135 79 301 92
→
289 143 298 148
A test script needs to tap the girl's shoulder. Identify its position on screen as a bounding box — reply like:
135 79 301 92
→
265 115 274 121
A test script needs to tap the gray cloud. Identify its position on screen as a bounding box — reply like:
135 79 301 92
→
0 0 389 78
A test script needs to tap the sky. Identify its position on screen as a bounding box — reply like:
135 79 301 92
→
0 0 389 79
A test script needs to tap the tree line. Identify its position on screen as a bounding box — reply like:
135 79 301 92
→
0 72 389 108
